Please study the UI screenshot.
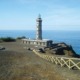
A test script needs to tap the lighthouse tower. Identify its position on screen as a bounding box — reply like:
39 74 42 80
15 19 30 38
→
36 14 42 40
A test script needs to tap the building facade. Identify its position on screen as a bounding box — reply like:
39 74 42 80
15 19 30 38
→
22 39 53 47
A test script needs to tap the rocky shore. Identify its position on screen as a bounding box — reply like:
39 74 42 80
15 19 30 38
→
44 42 80 58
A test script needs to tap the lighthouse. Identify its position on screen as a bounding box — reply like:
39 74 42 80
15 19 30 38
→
22 15 53 47
36 14 42 40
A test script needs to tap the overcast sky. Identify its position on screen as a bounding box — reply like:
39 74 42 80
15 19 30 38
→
0 0 80 30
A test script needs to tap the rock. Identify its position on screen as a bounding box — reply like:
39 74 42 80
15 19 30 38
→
0 46 5 50
52 42 79 57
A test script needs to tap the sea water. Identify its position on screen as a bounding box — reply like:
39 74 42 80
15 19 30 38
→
0 30 80 55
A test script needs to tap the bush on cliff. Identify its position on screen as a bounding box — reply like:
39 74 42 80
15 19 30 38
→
17 36 26 39
0 37 16 42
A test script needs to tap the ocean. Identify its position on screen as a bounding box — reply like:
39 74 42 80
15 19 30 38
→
0 30 80 55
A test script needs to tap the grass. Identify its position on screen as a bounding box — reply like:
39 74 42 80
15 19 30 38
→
0 50 64 80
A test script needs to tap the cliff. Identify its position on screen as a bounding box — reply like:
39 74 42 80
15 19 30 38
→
46 42 80 58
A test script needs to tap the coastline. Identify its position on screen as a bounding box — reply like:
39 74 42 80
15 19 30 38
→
0 30 80 55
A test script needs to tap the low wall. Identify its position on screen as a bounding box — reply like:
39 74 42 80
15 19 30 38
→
33 50 80 70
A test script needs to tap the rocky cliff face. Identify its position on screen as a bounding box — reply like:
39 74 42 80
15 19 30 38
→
50 42 80 58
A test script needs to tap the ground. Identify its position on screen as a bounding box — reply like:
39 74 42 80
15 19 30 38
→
0 40 80 80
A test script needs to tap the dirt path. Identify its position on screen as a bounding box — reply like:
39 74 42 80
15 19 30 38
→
0 40 80 80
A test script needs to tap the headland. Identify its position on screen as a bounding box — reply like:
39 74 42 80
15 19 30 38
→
0 40 80 80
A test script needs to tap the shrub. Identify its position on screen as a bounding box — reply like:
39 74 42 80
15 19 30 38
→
17 36 26 39
0 37 16 42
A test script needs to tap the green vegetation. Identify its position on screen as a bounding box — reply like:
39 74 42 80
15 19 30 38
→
17 36 26 39
0 37 16 42
0 36 26 42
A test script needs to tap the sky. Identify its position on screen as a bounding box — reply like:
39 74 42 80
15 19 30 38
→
0 0 80 30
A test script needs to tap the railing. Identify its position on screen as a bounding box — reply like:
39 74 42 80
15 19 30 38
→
33 50 80 70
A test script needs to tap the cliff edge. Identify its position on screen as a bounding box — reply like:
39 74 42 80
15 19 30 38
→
45 42 80 58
